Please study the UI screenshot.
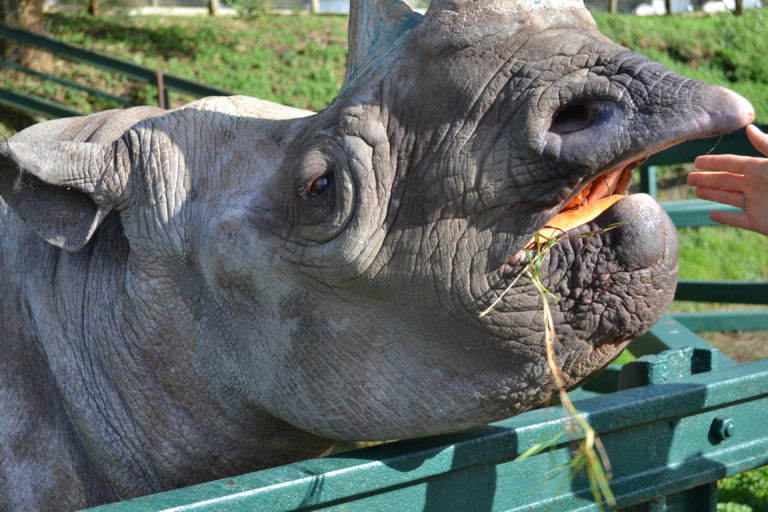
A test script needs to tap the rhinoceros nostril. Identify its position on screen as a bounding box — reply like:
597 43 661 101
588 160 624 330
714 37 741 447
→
549 101 600 135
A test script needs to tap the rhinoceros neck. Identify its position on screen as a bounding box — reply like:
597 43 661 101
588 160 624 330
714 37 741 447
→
16 215 332 499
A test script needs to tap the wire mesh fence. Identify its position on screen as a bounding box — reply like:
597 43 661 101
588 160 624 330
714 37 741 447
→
264 0 434 12
586 0 762 13
248 0 765 13
45 0 764 15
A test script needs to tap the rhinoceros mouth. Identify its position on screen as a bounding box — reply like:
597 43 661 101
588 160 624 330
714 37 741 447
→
522 157 643 251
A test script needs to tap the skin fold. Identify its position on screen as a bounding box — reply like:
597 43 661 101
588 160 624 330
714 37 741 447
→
0 1 755 509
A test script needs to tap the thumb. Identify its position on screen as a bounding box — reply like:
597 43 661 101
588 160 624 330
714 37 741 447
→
746 124 768 157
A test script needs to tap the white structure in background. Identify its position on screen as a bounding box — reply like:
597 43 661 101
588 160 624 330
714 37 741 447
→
700 0 762 11
633 0 666 15
610 0 761 14
702 0 735 11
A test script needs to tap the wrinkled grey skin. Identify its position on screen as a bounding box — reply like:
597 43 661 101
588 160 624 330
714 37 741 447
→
0 0 755 509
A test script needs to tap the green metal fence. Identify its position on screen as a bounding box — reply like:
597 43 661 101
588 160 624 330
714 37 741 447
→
83 357 768 511
0 22 231 118
76 129 767 511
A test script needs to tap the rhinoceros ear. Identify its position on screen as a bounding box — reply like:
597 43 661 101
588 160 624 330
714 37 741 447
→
344 0 423 88
0 140 121 252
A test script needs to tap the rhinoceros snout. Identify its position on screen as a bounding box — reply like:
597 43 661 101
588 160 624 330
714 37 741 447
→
693 84 755 138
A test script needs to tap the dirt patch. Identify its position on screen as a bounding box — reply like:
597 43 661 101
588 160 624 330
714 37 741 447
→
699 331 768 364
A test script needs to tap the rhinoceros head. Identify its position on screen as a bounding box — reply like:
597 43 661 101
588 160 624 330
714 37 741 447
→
0 0 753 447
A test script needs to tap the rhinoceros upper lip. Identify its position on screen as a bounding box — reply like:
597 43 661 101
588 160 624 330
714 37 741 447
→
529 120 749 249
499 157 646 268
521 158 642 250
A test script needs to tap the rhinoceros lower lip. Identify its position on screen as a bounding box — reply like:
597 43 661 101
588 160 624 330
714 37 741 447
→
521 158 642 252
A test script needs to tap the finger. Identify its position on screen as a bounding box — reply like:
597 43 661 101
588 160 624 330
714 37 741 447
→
694 153 759 174
687 171 745 191
746 124 768 156
710 210 752 231
695 186 744 208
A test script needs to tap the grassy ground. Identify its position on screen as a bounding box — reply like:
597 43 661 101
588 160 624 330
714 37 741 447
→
678 226 768 282
5 9 768 118
42 13 349 112
2 9 767 510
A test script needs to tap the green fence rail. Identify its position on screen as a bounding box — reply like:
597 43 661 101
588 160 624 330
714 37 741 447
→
0 85 82 118
0 22 231 117
75 128 768 511
82 338 768 512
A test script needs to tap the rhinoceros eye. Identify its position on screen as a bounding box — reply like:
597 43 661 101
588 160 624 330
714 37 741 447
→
308 173 333 197
295 147 344 229
297 165 337 227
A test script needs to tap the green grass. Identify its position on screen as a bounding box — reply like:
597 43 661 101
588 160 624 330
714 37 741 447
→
718 467 768 512
7 9 767 121
45 13 349 112
678 226 768 281
1 13 349 114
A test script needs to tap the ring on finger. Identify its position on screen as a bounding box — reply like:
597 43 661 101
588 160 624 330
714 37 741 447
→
739 194 748 212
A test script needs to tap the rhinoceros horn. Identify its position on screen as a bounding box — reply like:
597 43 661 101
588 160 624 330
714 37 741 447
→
426 0 589 15
345 0 595 90
344 0 422 87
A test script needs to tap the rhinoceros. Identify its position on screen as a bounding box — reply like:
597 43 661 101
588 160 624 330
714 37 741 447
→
0 0 754 509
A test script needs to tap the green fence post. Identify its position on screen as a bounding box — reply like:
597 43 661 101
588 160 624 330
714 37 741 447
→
638 164 658 199
618 347 724 511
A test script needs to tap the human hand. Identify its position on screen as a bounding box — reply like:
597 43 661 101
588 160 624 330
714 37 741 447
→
688 124 768 236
